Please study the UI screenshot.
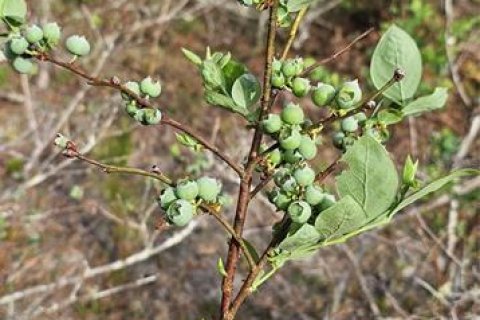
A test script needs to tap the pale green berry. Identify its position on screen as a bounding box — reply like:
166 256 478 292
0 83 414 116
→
305 185 324 206
125 101 139 117
312 83 336 107
336 79 362 109
281 103 304 125
197 177 222 202
341 116 359 133
269 190 291 211
166 199 194 227
12 57 34 74
158 187 177 210
65 35 91 56
142 108 162 125
282 60 297 78
298 135 317 160
133 108 146 123
282 149 303 164
262 114 282 134
9 37 29 55
281 175 298 194
274 168 289 187
293 166 315 187
279 127 302 150
319 194 336 211
25 25 44 44
291 77 310 97
122 81 141 100
272 59 283 73
354 112 367 125
271 72 285 88
303 57 316 69
293 58 304 75
54 133 69 149
42 22 61 46
267 149 282 166
175 180 199 201
140 77 162 98
288 201 311 224
332 131 345 149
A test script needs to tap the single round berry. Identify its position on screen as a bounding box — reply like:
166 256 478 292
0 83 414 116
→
312 83 336 107
158 187 177 210
293 166 315 187
133 108 146 123
122 81 140 100
140 77 162 98
197 177 222 202
293 58 304 75
288 201 312 224
336 79 362 109
166 199 194 227
272 59 282 73
267 149 282 166
125 101 139 117
304 185 324 206
281 103 304 125
341 116 359 133
281 60 297 78
65 35 91 56
279 127 302 150
25 25 44 44
332 131 345 149
270 191 291 211
9 37 29 55
42 22 61 46
281 175 298 194
291 77 310 97
282 149 303 164
175 180 199 201
354 112 367 125
262 113 282 134
298 135 317 160
142 108 162 125
271 72 285 88
319 194 336 211
12 57 34 74
274 168 289 187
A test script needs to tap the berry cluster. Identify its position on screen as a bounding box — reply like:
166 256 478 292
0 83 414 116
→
271 58 311 97
236 0 306 28
157 177 223 227
120 78 163 125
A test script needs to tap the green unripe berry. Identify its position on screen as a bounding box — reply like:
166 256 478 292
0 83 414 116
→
262 113 282 134
158 187 177 209
197 177 222 202
133 108 146 123
12 57 34 74
332 131 345 149
9 37 29 55
166 200 194 227
291 77 310 97
282 149 303 164
43 22 61 46
269 190 291 211
272 59 282 73
25 25 44 44
303 57 316 69
281 103 304 125
282 60 297 78
293 58 304 75
341 116 359 133
175 180 199 201
312 83 336 107
65 35 91 56
281 175 298 194
125 101 139 117
293 166 315 187
336 79 362 109
140 77 162 98
271 72 285 88
354 112 367 125
274 168 289 187
298 135 317 160
287 201 312 224
122 81 141 100
267 149 282 166
279 127 302 150
319 194 336 211
305 185 324 206
142 108 162 125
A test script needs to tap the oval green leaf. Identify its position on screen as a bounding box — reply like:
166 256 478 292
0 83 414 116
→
231 73 261 109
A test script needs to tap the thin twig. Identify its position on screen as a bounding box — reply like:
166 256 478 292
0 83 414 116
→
280 6 308 60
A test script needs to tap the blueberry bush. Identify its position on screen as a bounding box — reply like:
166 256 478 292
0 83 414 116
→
1 0 478 318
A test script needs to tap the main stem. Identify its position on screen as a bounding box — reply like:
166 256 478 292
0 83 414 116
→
220 2 279 318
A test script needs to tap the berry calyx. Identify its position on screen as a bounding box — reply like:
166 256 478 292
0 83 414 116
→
158 187 177 209
271 72 285 88
166 200 194 227
336 79 362 109
287 201 312 224
282 149 303 164
142 109 162 125
65 35 91 56
175 180 199 201
282 60 297 78
140 77 162 98
279 127 302 150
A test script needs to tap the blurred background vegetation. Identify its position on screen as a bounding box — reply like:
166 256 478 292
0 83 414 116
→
0 0 478 319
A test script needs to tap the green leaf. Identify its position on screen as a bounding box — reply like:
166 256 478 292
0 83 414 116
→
222 59 248 93
243 239 260 263
389 169 479 217
278 223 321 252
217 257 227 277
1 0 27 27
175 133 202 152
231 73 261 109
314 196 368 241
371 24 422 105
337 136 399 220
181 48 202 66
377 109 404 125
286 0 314 12
402 155 418 186
204 90 248 116
402 87 448 117
201 60 225 91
